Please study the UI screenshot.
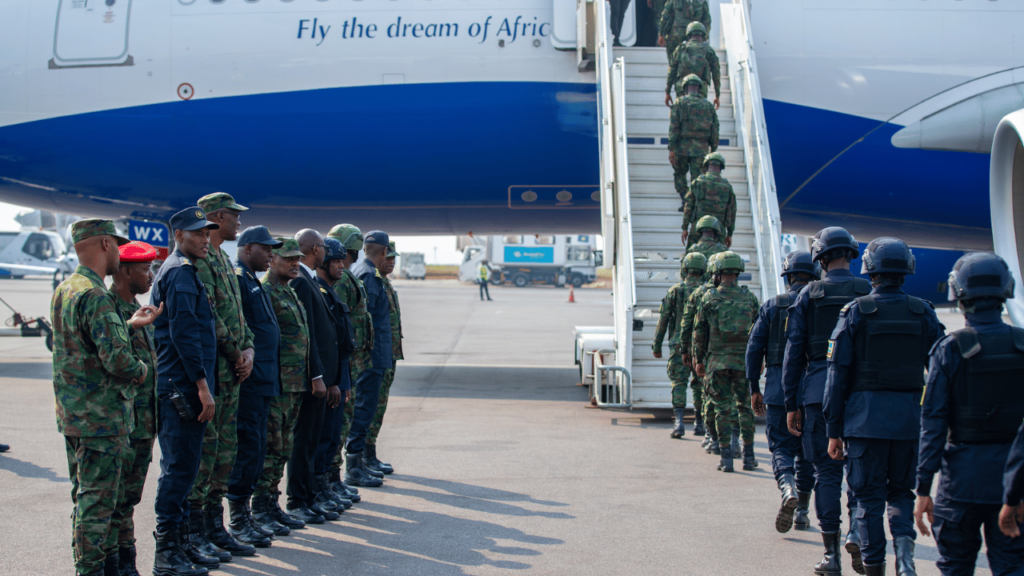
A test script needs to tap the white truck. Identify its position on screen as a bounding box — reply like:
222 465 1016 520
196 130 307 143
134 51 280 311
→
400 252 426 280
458 234 601 288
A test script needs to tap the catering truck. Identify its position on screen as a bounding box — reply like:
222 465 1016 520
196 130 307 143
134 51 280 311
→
458 234 600 288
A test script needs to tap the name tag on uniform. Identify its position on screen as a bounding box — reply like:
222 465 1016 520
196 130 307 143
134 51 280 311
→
827 340 835 360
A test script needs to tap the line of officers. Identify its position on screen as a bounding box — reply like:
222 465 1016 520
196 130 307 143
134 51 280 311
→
653 224 1024 576
51 192 405 576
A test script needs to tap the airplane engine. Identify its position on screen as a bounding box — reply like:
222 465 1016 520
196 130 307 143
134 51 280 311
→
990 110 1024 327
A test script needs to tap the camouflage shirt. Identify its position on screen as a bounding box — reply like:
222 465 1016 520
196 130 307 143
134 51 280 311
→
194 246 253 388
653 274 704 352
693 284 760 372
679 280 715 358
382 276 404 361
669 94 719 158
51 266 145 437
688 237 728 260
115 294 158 439
667 40 721 98
262 271 310 393
683 173 737 237
660 0 712 39
334 268 374 371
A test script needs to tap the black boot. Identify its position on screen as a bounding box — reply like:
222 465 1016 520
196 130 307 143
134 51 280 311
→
313 474 343 513
243 497 275 538
692 418 705 437
117 545 141 576
775 473 799 534
323 473 353 509
269 491 307 528
103 552 119 576
730 428 741 457
717 443 734 473
328 469 361 503
180 518 220 569
344 452 384 487
813 531 842 576
152 526 207 576
846 507 864 575
670 408 686 439
864 564 886 576
707 439 720 455
742 443 758 471
893 536 917 576
251 493 290 536
188 506 230 563
78 569 103 576
203 504 253 557
286 503 326 524
793 491 812 531
360 453 385 479
227 499 272 548
364 444 394 475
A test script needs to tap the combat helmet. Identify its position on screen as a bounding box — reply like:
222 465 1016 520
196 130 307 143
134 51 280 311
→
702 152 726 170
860 237 915 276
328 223 364 252
810 226 859 263
947 252 1015 302
706 252 724 274
695 215 723 239
681 252 708 273
781 250 820 280
322 237 347 267
714 251 745 274
681 74 704 92
686 21 707 39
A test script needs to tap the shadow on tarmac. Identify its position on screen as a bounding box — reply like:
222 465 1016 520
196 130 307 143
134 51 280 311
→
392 366 583 402
0 361 52 380
0 454 68 482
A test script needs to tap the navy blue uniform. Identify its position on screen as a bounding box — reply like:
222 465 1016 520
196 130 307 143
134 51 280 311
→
781 268 863 533
346 258 393 455
315 275 353 477
1007 423 1024 507
918 308 1024 575
746 286 814 492
150 249 217 532
824 285 944 566
227 260 280 503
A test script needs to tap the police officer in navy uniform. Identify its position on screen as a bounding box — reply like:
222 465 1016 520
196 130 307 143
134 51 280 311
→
781 227 871 575
915 252 1024 575
824 237 945 576
224 226 282 548
1001 421 1024 541
747 250 819 535
151 207 220 576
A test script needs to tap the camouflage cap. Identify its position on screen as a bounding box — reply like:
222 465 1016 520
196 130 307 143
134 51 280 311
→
198 192 248 214
387 241 397 258
327 224 364 252
71 218 130 246
273 237 303 258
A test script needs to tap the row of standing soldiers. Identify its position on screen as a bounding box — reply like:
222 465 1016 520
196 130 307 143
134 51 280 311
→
654 224 1024 575
51 192 405 576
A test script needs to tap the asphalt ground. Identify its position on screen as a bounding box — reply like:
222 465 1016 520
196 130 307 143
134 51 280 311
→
0 277 996 575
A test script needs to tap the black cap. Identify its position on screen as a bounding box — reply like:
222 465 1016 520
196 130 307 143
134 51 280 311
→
170 207 219 232
238 225 283 248
364 230 389 247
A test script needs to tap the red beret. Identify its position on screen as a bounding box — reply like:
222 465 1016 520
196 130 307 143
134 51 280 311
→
119 241 158 263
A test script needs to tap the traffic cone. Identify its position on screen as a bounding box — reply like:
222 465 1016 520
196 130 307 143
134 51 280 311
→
568 286 575 303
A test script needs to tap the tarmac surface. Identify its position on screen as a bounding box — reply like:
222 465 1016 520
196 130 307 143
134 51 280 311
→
0 277 996 575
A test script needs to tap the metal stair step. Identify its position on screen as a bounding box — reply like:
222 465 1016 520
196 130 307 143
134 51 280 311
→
626 103 734 121
631 179 748 197
627 117 736 136
626 90 732 107
625 134 739 147
626 76 728 94
630 194 752 213
630 209 753 229
628 162 746 181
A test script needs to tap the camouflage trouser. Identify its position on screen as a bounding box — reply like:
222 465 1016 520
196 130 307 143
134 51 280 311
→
368 364 397 445
254 391 302 497
333 352 372 472
668 353 697 410
64 434 129 573
674 156 703 199
112 434 154 548
189 367 240 508
705 369 755 446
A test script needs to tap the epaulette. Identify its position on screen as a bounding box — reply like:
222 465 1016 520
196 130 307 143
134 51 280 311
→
181 257 192 267
235 267 243 276
375 269 382 278
839 300 855 316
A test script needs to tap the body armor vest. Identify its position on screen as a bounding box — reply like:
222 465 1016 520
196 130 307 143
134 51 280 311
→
766 293 790 366
677 97 714 140
707 286 755 357
949 326 1024 444
804 278 871 361
850 294 930 394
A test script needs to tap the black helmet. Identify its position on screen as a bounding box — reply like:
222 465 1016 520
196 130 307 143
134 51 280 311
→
947 252 1015 302
860 237 915 275
781 250 820 280
322 237 347 267
810 226 859 263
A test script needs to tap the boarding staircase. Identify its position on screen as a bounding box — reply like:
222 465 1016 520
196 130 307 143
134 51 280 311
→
576 0 785 409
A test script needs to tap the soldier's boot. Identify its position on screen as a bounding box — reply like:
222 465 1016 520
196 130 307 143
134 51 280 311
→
730 428 741 457
775 473 799 534
692 418 706 437
313 474 344 514
188 506 231 563
670 409 686 439
309 500 341 522
322 473 353 509
364 444 394 475
203 504 253 557
813 531 843 576
268 491 307 529
251 493 290 537
717 443 734 473
243 497 275 539
152 526 207 576
893 536 917 576
180 516 220 569
103 552 120 576
742 443 758 471
845 507 864 575
863 564 886 576
117 544 141 576
344 452 384 488
78 568 103 576
793 491 812 531
707 439 720 455
227 499 272 548
328 469 361 503
360 453 385 479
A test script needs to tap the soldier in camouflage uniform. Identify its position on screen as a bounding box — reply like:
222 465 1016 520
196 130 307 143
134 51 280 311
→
658 0 711 60
693 251 760 473
653 252 707 439
110 241 161 576
665 22 720 106
366 242 403 472
51 220 157 576
669 75 719 209
688 215 729 257
251 239 310 534
191 192 256 557
683 153 736 248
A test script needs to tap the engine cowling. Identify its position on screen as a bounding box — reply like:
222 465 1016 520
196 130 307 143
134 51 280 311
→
989 110 1024 327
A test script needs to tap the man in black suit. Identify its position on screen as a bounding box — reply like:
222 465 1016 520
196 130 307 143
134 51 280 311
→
285 229 340 523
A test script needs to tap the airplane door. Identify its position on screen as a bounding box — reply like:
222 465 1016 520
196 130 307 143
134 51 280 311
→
52 0 133 68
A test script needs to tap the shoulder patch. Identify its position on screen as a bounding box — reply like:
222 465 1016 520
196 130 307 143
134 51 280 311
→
827 339 835 360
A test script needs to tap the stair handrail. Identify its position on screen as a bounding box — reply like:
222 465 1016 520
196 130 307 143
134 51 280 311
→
721 1 785 302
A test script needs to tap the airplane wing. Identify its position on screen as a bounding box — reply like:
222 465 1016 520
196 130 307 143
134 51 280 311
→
0 263 61 275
